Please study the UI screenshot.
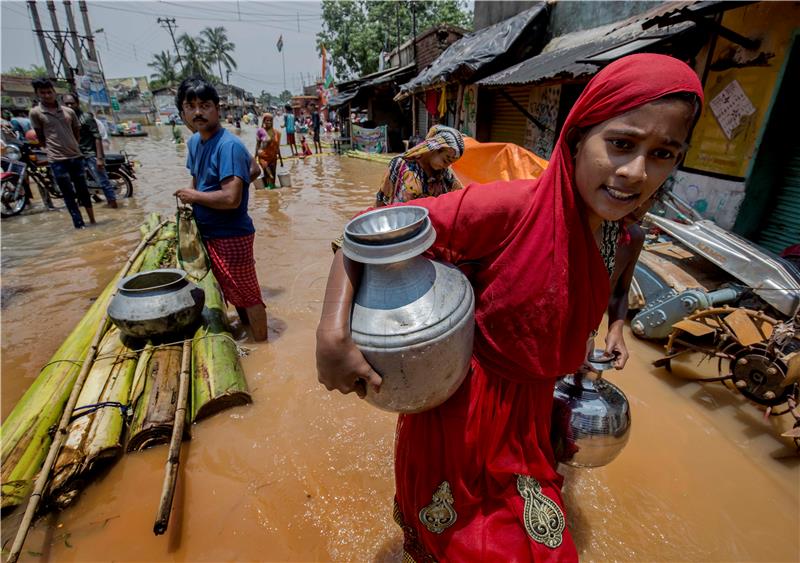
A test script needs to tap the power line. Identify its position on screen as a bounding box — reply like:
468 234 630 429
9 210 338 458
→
90 2 320 35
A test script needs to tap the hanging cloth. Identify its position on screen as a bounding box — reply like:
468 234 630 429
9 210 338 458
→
425 89 439 116
438 84 447 117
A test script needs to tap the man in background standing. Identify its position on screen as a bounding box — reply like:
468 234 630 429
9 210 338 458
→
174 76 268 342
282 103 297 156
29 79 95 228
63 94 118 208
310 102 322 154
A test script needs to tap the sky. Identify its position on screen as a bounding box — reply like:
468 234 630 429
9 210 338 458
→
1 0 327 95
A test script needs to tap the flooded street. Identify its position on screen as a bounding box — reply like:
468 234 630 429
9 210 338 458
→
1 126 798 562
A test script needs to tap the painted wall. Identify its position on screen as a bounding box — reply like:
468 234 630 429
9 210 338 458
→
671 170 746 230
523 84 560 159
684 2 800 178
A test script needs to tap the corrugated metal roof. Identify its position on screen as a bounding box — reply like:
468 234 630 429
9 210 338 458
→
328 64 416 109
478 3 696 88
399 3 548 94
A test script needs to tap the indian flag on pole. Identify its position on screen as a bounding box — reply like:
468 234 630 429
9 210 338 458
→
277 34 283 52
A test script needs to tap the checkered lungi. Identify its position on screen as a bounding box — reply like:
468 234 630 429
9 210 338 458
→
204 233 264 308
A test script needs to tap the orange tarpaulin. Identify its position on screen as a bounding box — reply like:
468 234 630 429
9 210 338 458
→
451 137 548 186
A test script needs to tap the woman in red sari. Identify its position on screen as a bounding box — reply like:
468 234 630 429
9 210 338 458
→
316 54 703 561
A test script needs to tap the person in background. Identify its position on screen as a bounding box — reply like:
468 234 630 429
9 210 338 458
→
283 104 297 156
255 113 283 189
173 76 268 342
94 115 111 151
311 102 322 154
300 135 312 158
376 125 464 206
29 79 95 229
10 110 33 141
63 94 118 209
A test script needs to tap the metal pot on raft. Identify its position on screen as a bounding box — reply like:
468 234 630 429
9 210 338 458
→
343 206 475 414
108 268 205 338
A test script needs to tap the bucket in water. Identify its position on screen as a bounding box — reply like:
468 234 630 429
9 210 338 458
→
277 168 291 188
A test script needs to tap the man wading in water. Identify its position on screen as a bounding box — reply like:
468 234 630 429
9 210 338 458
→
174 76 268 341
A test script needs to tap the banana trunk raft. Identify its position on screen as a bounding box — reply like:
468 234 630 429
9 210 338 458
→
1 213 252 516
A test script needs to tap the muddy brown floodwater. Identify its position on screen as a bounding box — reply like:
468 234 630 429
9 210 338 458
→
1 125 798 562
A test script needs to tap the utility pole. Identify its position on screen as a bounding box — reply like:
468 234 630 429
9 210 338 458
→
78 0 98 63
47 0 73 84
63 1 84 74
28 0 55 78
157 17 184 71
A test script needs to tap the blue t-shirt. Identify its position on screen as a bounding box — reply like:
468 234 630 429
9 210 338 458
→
186 128 254 239
284 113 295 134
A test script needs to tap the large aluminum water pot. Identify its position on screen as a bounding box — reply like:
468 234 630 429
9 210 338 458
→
343 206 475 414
108 268 205 338
551 350 631 468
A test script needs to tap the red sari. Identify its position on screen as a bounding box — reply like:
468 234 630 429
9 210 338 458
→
390 54 704 561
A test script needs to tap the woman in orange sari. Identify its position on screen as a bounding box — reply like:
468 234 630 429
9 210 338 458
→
255 113 282 189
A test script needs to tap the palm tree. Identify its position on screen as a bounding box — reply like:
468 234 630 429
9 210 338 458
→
178 33 211 78
202 27 237 83
147 51 178 86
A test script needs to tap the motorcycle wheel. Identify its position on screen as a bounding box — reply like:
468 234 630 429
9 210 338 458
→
1 179 28 218
108 171 133 199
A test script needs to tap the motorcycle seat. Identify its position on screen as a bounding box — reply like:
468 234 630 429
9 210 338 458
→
103 153 125 165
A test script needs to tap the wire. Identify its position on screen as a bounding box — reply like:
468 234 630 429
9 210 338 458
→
159 1 321 20
89 2 320 34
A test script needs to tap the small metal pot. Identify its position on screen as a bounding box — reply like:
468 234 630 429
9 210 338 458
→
108 268 205 338
551 350 631 468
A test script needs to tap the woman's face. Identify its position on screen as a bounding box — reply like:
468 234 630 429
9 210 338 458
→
573 99 693 226
425 147 458 171
263 117 273 129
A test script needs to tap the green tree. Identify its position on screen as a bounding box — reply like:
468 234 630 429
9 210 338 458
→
259 90 275 108
202 26 237 83
317 0 472 79
6 65 48 78
178 33 212 79
147 51 178 87
278 90 293 104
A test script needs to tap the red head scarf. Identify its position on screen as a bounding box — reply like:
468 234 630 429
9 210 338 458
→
519 53 704 377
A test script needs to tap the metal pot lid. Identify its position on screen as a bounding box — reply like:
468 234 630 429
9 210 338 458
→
587 349 616 372
343 215 436 265
345 206 429 245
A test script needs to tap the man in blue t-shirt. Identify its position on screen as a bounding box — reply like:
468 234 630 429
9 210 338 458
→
282 103 297 156
174 76 268 341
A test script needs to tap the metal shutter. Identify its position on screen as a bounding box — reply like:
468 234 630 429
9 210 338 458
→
757 140 800 253
488 85 530 146
416 94 428 136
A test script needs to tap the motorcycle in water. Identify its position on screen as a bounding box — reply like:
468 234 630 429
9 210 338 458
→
12 141 135 205
1 142 29 217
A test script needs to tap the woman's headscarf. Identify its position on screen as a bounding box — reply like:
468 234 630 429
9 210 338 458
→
521 53 704 377
404 124 465 161
257 113 275 140
417 54 703 380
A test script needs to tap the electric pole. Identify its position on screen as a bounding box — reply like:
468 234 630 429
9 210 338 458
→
63 1 84 74
78 0 98 63
47 0 73 83
28 0 55 78
157 17 184 71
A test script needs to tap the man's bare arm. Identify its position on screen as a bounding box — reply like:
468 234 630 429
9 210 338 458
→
174 175 243 210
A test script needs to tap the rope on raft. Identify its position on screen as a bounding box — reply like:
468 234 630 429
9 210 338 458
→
38 333 252 372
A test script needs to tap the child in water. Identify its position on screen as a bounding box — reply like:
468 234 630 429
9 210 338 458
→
300 135 313 158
